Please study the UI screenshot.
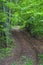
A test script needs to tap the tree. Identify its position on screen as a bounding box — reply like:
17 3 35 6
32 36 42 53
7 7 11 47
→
0 0 43 48
0 0 12 47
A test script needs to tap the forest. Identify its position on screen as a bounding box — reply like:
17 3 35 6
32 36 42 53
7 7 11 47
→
0 0 43 65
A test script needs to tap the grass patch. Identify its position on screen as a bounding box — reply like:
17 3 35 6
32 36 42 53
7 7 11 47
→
11 56 33 65
38 54 43 65
0 37 15 60
0 47 12 60
11 63 15 65
25 60 33 65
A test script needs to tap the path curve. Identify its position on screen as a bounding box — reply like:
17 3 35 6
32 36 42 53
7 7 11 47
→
0 29 43 65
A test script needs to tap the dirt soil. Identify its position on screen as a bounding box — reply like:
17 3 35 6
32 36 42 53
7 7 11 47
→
0 29 43 65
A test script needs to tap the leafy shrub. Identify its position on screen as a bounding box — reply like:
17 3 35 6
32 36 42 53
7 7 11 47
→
0 0 12 47
5 0 43 36
5 0 43 37
0 0 43 47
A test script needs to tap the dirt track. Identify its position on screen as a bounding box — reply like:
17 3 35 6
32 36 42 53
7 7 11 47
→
0 30 43 65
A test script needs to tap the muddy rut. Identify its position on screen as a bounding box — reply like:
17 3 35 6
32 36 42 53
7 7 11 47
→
0 30 43 65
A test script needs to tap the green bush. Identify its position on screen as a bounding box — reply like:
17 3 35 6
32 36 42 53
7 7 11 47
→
0 0 12 47
18 0 43 36
0 0 43 47
7 0 43 37
5 0 43 36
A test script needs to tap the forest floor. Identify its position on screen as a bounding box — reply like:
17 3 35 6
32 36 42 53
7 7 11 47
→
0 29 43 65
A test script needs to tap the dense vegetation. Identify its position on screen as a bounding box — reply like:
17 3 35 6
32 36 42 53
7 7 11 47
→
0 0 43 46
4 0 43 36
0 0 43 65
0 0 12 47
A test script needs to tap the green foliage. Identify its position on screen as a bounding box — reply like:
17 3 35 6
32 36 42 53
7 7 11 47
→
11 63 15 65
25 60 33 65
5 0 43 36
0 0 43 47
0 0 12 47
0 47 12 60
18 0 43 36
38 54 43 65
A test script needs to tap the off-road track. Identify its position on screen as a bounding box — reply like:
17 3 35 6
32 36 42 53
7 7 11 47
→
0 29 43 65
